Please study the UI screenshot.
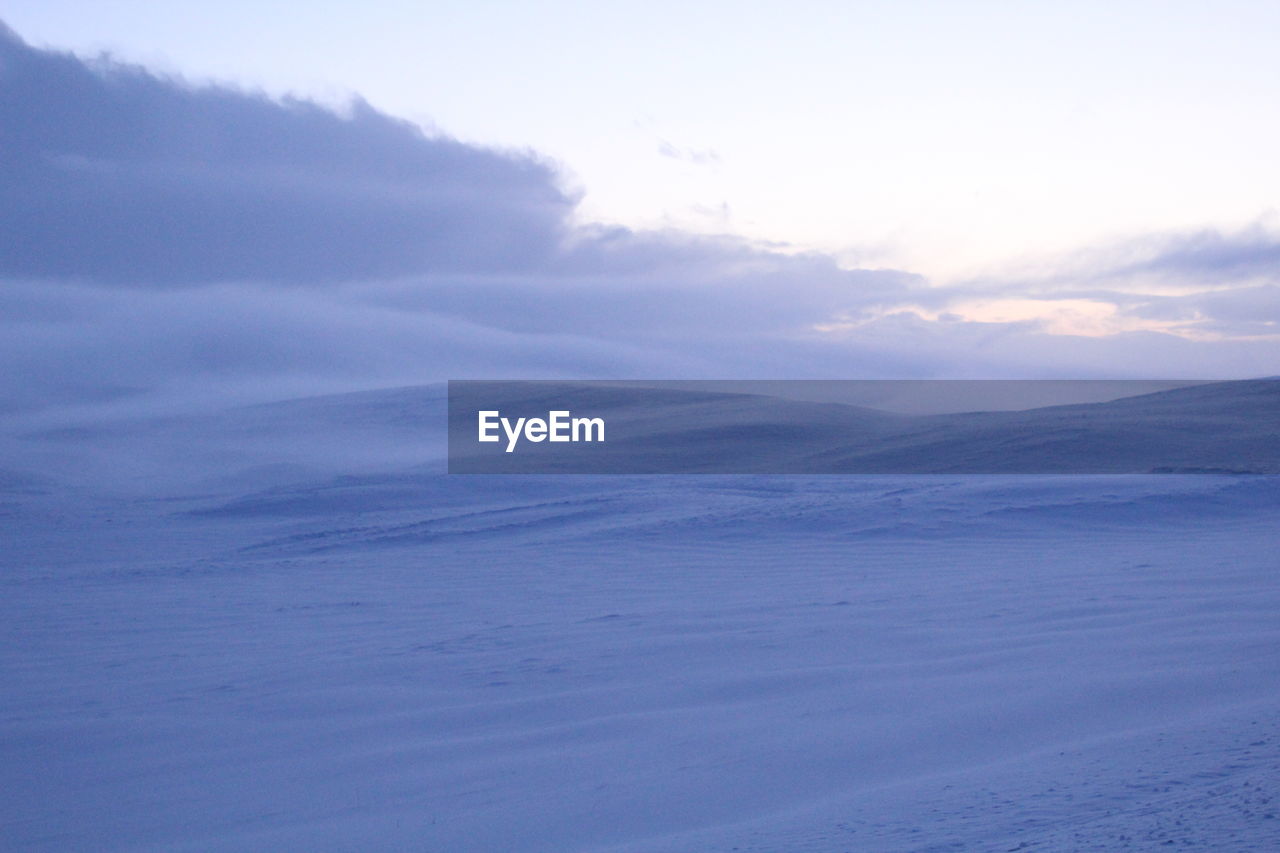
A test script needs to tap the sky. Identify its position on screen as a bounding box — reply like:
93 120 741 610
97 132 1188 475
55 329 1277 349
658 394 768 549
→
6 0 1280 280
1 4 1278 419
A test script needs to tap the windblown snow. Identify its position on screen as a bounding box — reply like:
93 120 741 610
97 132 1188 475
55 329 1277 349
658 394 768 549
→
1 384 1278 851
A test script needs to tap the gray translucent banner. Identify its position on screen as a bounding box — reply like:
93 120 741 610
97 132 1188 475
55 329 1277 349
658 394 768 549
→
447 379 1280 474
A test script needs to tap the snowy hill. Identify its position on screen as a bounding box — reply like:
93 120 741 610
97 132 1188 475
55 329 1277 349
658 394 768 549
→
1 383 1278 852
448 378 1280 473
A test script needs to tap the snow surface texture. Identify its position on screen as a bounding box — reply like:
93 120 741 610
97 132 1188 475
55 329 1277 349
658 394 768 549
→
2 387 1279 851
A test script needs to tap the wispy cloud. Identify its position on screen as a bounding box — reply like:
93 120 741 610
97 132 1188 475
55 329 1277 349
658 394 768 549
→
656 138 721 166
846 223 1280 341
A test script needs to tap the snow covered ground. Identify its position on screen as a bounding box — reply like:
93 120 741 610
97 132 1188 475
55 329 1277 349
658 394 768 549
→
2 389 1279 851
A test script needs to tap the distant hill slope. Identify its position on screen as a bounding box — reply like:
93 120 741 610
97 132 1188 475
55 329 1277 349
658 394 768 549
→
448 379 1280 473
1 379 1275 491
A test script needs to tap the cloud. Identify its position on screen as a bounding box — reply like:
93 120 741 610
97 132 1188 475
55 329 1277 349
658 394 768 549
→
656 139 721 166
0 22 1276 423
860 223 1280 341
1084 227 1280 339
1099 225 1280 287
0 25 573 284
